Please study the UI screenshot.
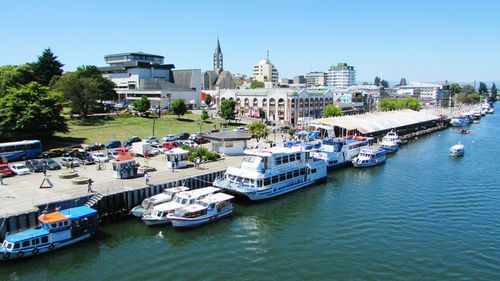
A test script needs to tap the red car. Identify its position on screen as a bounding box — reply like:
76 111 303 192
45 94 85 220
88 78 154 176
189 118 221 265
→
162 141 180 151
115 147 130 155
0 164 15 177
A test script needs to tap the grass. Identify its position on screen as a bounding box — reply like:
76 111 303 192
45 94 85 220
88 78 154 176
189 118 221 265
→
51 114 244 145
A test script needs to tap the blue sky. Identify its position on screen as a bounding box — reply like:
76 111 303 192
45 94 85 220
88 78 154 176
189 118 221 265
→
1 0 499 83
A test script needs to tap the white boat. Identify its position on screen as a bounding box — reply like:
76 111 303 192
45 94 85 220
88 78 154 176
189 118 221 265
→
450 116 468 127
378 131 400 153
167 193 234 229
449 143 464 157
311 136 374 169
130 186 190 217
141 187 219 226
352 146 386 168
488 107 494 114
213 146 327 201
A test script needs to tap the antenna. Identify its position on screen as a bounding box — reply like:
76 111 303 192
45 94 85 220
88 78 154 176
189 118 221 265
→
266 50 269 61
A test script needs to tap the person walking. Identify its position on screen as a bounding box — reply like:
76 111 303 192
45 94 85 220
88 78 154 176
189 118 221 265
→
70 161 75 172
175 157 179 170
0 174 4 186
42 163 47 176
144 171 151 185
87 178 94 193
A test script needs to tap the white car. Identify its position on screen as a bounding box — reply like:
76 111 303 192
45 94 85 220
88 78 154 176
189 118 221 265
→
162 134 178 142
107 151 120 160
92 152 109 163
144 136 161 145
233 127 246 132
180 140 198 148
10 163 32 175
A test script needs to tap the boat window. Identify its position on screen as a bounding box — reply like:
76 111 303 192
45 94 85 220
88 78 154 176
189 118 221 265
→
209 203 216 209
64 221 69 226
280 174 286 181
189 199 195 204
51 223 57 228
14 243 20 249
41 236 48 244
289 154 296 162
293 170 299 177
300 169 306 175
275 157 282 165
264 178 271 186
312 168 317 173
32 238 40 245
296 153 301 160
181 198 188 205
242 178 250 184
22 241 30 248
287 171 293 179
249 179 255 186
282 156 289 164
7 243 13 250
272 176 279 183
58 222 63 227
257 180 263 187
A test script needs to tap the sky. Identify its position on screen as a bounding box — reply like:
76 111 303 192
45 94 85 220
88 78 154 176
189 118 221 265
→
1 0 499 83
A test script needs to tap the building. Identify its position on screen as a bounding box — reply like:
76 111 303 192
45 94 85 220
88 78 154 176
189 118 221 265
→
396 82 447 105
305 72 327 87
293 75 306 84
204 131 253 156
202 38 236 90
327 63 356 89
252 55 279 88
100 52 201 109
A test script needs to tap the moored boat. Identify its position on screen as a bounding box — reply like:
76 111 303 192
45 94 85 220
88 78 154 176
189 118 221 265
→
0 206 98 260
141 187 219 226
167 193 234 229
378 131 400 153
213 146 327 201
313 136 374 169
449 143 464 157
450 115 468 127
130 186 190 217
352 147 386 168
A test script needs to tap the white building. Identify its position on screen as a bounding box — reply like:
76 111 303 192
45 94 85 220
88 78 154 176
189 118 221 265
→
327 63 356 89
100 52 201 109
252 59 279 88
305 72 327 88
396 82 447 104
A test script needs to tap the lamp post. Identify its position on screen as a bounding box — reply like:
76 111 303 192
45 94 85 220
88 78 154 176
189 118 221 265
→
152 105 158 136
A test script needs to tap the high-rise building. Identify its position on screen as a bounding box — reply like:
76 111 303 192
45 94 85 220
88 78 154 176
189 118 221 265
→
252 53 279 88
327 63 356 89
305 72 327 87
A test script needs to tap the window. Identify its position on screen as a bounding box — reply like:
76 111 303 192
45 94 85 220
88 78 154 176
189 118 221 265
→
41 236 48 244
293 170 299 177
279 174 286 181
299 169 306 175
312 168 317 173
257 180 263 187
296 154 301 161
22 241 30 248
14 243 20 249
287 171 293 179
32 238 40 245
51 223 56 228
282 156 289 164
264 178 271 186
275 157 282 165
272 176 279 183
290 154 296 162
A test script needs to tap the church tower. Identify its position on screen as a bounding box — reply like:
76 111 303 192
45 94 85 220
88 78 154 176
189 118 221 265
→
213 37 223 74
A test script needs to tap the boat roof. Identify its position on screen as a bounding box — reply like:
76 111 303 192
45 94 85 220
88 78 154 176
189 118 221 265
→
38 212 68 224
180 203 206 213
245 146 303 157
154 201 184 212
451 144 464 149
60 206 97 220
200 193 234 204
227 166 263 179
6 227 50 242
164 186 190 193
177 187 219 199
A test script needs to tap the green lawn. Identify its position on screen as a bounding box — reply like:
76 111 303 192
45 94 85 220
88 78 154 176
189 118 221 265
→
52 114 243 145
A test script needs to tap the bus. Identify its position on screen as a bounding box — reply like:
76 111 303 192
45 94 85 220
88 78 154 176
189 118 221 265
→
0 140 43 162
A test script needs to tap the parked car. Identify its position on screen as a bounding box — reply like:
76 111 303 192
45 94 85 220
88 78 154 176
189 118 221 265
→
92 152 109 163
162 134 178 142
106 140 122 149
115 147 130 155
162 141 180 151
79 155 95 165
210 129 220 133
42 148 65 158
10 163 32 175
85 143 105 151
40 158 61 170
179 140 198 148
25 159 45 173
190 134 210 144
143 136 161 145
0 164 15 177
64 144 83 153
123 136 142 147
107 151 120 160
264 120 275 126
177 132 190 140
148 147 161 156
151 145 166 154
233 127 247 133
64 149 86 158
60 157 80 168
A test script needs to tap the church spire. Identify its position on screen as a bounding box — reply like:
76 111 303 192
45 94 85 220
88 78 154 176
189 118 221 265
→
213 36 223 74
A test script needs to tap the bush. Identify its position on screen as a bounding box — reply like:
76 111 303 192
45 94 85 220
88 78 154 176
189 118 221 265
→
184 146 220 162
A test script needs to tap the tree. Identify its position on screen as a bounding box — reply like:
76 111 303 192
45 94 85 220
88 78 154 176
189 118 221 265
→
449 83 462 94
381 80 389 88
250 80 265 89
133 96 150 115
478 82 488 95
374 76 381 86
380 97 421 111
247 121 269 142
201 109 209 122
490 83 497 102
399 77 407 86
463 93 480 104
219 99 236 123
0 64 34 96
75 65 116 102
0 82 67 138
461 85 476 96
31 48 64 86
204 94 212 106
322 104 342 118
171 99 187 118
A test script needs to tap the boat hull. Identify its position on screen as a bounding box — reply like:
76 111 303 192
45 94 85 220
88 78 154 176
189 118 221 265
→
131 206 147 218
170 208 233 229
352 159 386 168
142 217 170 226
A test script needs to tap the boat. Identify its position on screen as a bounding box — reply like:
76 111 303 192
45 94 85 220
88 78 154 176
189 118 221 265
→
378 131 400 153
130 186 190 217
488 107 494 114
167 193 234 229
0 206 98 260
313 136 374 169
141 187 219 226
450 115 468 127
473 112 481 120
457 129 471 135
213 146 327 201
449 143 464 157
352 146 386 168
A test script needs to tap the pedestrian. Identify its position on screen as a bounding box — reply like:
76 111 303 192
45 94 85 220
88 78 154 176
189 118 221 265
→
0 174 4 186
70 161 75 172
87 178 94 193
175 157 179 170
144 171 150 185
42 163 47 176
201 157 205 170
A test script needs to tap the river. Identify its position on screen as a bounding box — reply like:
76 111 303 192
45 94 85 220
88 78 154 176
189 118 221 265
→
1 107 499 280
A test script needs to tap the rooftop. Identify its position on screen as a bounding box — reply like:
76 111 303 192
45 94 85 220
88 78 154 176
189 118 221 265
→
204 131 253 141
104 52 164 59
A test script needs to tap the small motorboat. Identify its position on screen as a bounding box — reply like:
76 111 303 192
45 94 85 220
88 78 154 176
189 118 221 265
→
457 129 471 135
130 186 190 217
449 143 464 157
379 131 400 153
352 146 386 168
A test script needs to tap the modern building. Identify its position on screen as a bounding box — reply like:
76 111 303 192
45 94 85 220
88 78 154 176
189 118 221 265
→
305 72 327 87
202 38 236 90
252 55 279 88
327 63 356 89
293 76 306 84
396 82 447 105
100 52 201 109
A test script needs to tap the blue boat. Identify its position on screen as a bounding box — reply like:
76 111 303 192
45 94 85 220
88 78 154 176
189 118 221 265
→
379 131 400 153
352 147 386 168
1 206 98 260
